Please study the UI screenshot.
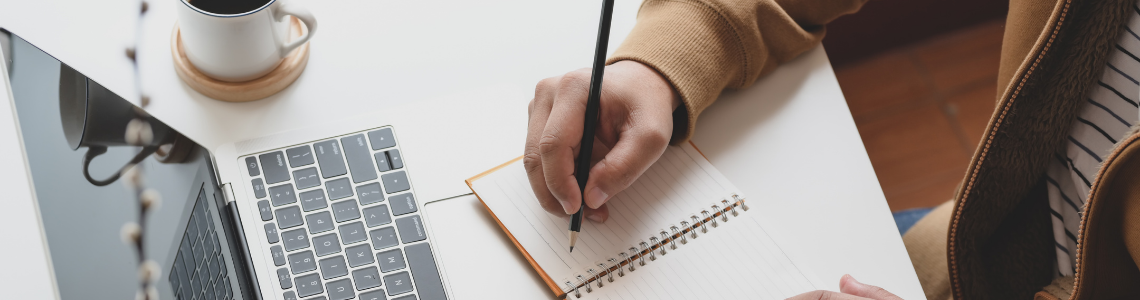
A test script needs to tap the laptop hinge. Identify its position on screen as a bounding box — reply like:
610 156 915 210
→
218 182 263 300
222 182 237 204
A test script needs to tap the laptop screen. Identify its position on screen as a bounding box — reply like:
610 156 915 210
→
5 33 251 300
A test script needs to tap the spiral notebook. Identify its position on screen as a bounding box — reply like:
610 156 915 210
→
466 143 824 299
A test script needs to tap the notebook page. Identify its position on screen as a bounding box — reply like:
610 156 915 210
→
570 213 822 300
471 144 744 289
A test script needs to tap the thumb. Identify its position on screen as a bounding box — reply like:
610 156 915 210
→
840 275 902 300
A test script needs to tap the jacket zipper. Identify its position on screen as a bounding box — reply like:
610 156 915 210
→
1069 131 1140 299
947 0 1072 298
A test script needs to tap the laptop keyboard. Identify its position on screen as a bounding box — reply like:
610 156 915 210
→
169 188 234 300
244 127 447 300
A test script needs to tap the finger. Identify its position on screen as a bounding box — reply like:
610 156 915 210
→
785 290 868 300
584 202 609 223
539 69 592 214
525 76 567 215
582 116 671 209
839 275 902 300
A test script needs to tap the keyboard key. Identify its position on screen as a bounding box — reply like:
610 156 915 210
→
319 256 349 279
277 268 293 289
369 227 400 250
287 145 315 167
363 205 393 228
293 168 321 190
207 231 219 255
306 211 336 234
283 291 298 300
352 267 381 290
387 149 403 169
357 183 385 205
374 152 391 172
393 295 418 300
389 193 417 216
259 151 290 184
405 243 447 300
281 228 310 251
172 256 187 289
190 273 202 299
245 157 260 176
257 200 273 221
332 200 361 222
368 128 397 150
295 273 324 297
252 178 267 199
360 289 388 300
313 233 343 256
342 134 379 183
395 215 427 244
265 223 280 243
270 246 286 266
376 248 405 273
180 235 193 276
339 222 367 244
345 244 374 267
288 251 317 274
326 178 354 200
275 206 304 229
208 251 220 278
187 215 201 242
300 189 329 212
215 279 227 300
219 253 228 277
269 184 297 207
381 171 411 194
327 278 356 300
383 272 413 296
198 209 212 234
192 240 205 266
314 140 348 179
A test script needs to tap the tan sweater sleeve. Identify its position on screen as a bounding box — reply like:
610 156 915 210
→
608 0 867 143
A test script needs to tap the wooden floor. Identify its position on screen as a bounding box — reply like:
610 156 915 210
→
834 20 1006 212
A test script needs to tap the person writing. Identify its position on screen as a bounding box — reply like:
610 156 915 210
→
525 0 1140 299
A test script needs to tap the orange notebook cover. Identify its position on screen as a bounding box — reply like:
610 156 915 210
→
463 142 728 298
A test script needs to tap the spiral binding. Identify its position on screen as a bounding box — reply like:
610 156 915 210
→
564 195 748 299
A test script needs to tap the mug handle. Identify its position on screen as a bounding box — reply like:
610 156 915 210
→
275 0 318 56
82 145 160 187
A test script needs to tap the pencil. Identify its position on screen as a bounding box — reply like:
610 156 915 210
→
569 0 615 253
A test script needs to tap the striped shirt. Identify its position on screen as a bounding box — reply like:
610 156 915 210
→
1047 2 1140 277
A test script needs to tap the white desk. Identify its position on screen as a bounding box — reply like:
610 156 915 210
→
0 0 924 299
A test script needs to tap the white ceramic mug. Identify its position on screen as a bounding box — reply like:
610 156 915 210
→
177 0 317 82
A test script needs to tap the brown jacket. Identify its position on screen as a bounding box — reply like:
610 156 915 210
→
608 0 1140 299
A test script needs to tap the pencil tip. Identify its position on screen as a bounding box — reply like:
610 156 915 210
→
570 246 574 253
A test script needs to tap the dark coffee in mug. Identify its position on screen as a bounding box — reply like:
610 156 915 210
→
188 0 272 15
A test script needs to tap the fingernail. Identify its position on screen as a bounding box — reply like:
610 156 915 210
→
559 199 575 214
586 187 608 208
840 274 861 291
587 213 606 223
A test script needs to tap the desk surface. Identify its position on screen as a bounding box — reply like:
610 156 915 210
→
0 0 924 299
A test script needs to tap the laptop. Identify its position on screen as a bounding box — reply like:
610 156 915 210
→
3 29 523 300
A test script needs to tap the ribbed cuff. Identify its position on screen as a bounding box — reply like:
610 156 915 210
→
607 0 744 144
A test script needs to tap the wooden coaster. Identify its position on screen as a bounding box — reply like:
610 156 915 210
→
171 17 310 102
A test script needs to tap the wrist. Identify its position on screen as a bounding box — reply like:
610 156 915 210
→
612 60 682 110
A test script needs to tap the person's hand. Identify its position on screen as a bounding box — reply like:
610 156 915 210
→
787 275 903 300
525 60 680 222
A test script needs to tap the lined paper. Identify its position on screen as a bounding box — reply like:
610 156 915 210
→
472 144 818 298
